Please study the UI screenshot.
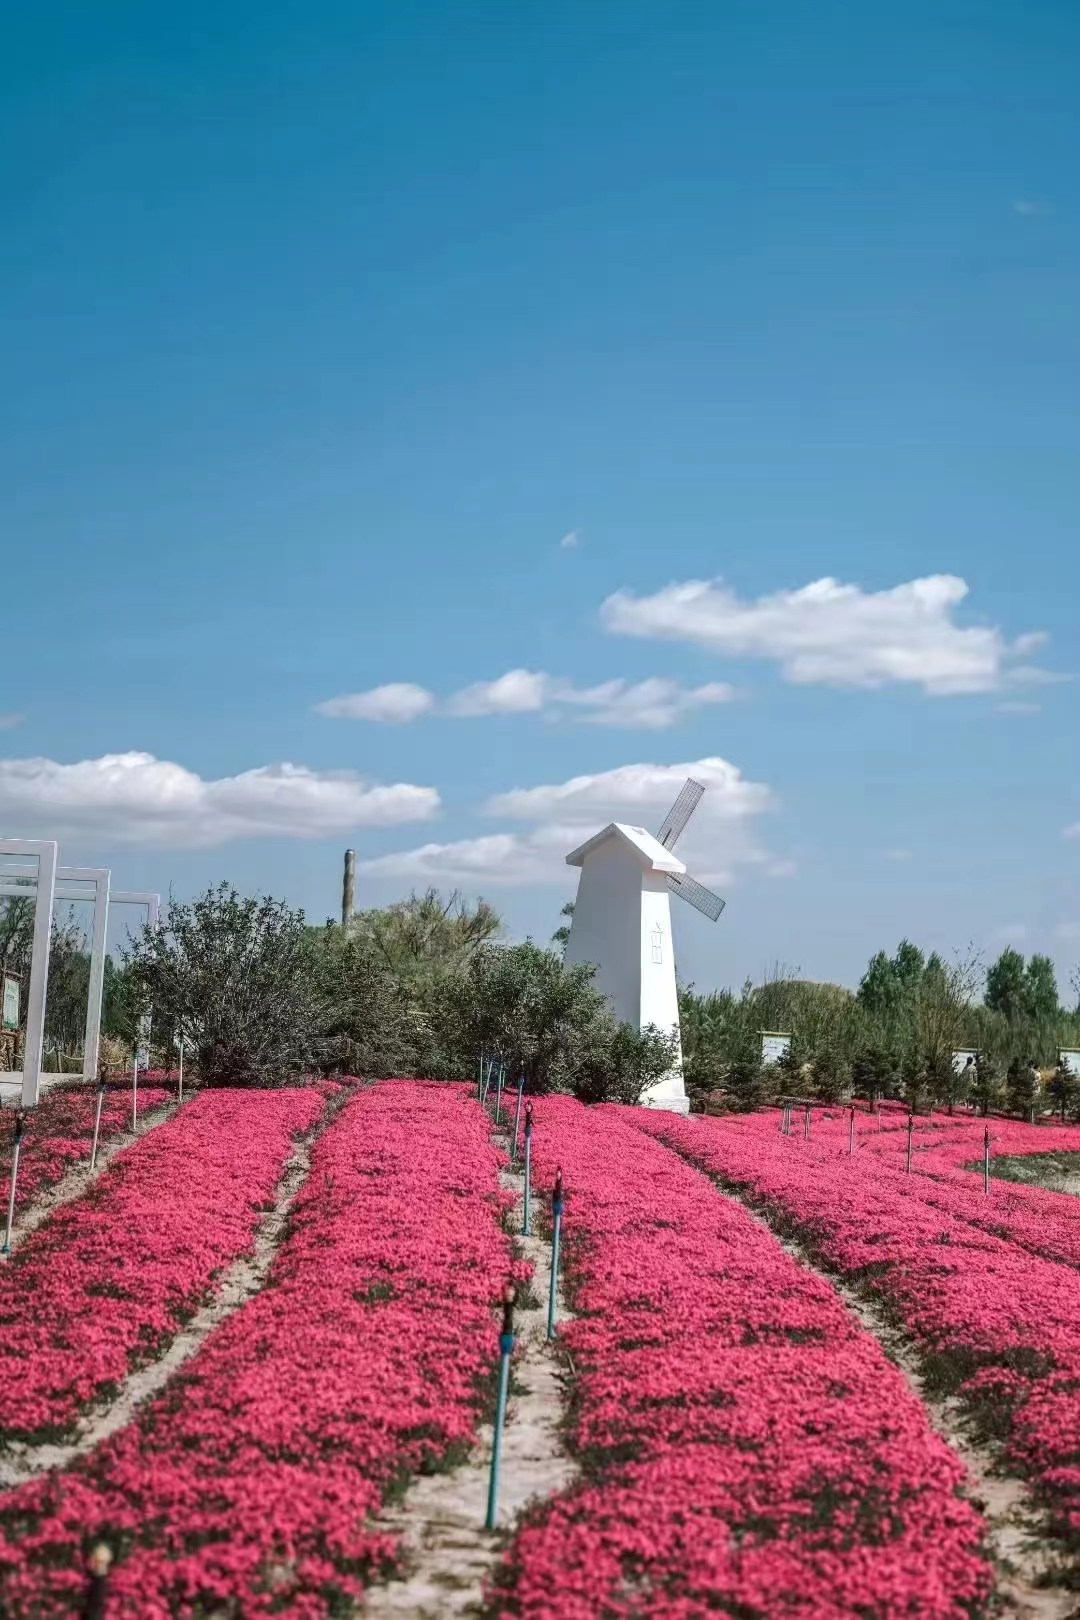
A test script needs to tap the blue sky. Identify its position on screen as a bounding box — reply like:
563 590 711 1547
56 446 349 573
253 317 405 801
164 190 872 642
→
2 1 1078 994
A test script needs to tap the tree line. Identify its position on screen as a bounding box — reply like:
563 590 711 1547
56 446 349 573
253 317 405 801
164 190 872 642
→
680 942 1080 1116
119 883 678 1102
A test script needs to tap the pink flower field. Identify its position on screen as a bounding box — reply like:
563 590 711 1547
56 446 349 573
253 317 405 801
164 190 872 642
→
5 1078 1080 1616
639 1106 1080 1574
0 1079 516 1616
0 1079 172 1212
493 1097 989 1619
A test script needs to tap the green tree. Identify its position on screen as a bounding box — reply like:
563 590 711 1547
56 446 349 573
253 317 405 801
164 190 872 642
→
551 901 575 955
985 947 1028 1022
1025 955 1059 1022
1005 1056 1040 1119
971 1051 1003 1117
125 883 321 1087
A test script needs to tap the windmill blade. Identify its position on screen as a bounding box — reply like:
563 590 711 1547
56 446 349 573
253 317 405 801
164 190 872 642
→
667 871 726 922
655 778 705 850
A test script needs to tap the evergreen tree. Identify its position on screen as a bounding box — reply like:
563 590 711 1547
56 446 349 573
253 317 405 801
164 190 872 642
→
1024 955 1059 1023
985 947 1028 1022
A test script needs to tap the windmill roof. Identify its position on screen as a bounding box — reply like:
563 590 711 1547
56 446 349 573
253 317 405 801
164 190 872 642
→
565 822 687 873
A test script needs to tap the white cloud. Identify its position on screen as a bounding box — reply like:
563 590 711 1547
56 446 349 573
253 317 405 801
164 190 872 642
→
559 529 580 549
0 752 440 848
0 713 23 732
446 669 549 717
316 683 434 723
1013 198 1044 217
321 669 734 729
555 677 735 729
362 755 775 888
601 574 1050 695
1065 823 1080 842
996 701 1041 716
883 848 913 862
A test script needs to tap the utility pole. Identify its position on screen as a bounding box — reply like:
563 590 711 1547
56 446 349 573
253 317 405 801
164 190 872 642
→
341 849 356 931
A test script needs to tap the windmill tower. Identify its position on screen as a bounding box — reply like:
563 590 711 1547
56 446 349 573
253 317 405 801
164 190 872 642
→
563 779 725 1114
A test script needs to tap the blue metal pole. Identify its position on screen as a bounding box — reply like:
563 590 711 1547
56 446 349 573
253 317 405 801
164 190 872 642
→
2 1109 27 1257
522 1105 533 1235
511 1076 524 1159
547 1168 564 1341
485 1287 516 1530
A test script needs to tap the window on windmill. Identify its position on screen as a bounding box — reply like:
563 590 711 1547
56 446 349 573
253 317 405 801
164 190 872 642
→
651 924 664 965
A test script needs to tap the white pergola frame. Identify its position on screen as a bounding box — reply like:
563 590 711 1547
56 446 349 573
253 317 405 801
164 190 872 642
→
0 840 59 1108
0 864 111 1103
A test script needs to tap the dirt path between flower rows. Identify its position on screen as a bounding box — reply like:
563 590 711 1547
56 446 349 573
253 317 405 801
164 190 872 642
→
655 1129 1079 1620
363 1115 577 1619
1 1097 179 1258
0 1117 319 1490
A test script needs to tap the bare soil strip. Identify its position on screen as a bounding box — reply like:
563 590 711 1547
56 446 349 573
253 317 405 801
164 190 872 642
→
1 1097 178 1258
658 1131 1080 1620
363 1121 577 1619
0 1123 317 1490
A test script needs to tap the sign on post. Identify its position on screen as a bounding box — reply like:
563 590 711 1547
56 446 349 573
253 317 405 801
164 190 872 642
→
761 1032 792 1067
2 976 18 1032
1061 1051 1080 1076
952 1049 978 1074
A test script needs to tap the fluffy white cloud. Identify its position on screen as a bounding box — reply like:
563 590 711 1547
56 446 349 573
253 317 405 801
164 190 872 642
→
1065 823 1080 841
0 752 439 848
0 713 23 732
601 574 1049 695
446 669 549 717
315 683 434 723
560 529 580 549
361 755 774 887
320 670 734 729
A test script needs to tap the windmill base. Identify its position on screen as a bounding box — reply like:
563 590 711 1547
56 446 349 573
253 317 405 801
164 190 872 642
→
640 1073 691 1114
642 1094 691 1115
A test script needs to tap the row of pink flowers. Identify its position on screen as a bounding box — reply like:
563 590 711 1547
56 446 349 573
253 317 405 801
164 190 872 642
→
0 1079 516 1616
0 1085 325 1445
1 1080 172 1214
494 1096 989 1618
639 1108 1080 1569
741 1106 1080 1274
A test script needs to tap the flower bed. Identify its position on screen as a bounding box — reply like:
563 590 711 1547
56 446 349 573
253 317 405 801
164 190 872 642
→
747 1106 1080 1273
493 1097 988 1618
1 1080 172 1213
638 1108 1080 1568
0 1079 516 1617
0 1086 325 1446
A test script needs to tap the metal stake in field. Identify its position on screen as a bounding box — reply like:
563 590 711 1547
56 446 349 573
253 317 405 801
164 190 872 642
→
484 1285 516 1530
848 1104 855 1156
547 1167 564 1341
131 1043 139 1133
82 1542 113 1620
177 1029 185 1105
522 1103 534 1235
511 1075 525 1159
983 1125 991 1196
90 1076 106 1170
2 1108 27 1257
905 1112 913 1174
803 1102 811 1140
495 1064 505 1123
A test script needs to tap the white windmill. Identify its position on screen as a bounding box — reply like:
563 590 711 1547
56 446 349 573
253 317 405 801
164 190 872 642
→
563 778 725 1113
